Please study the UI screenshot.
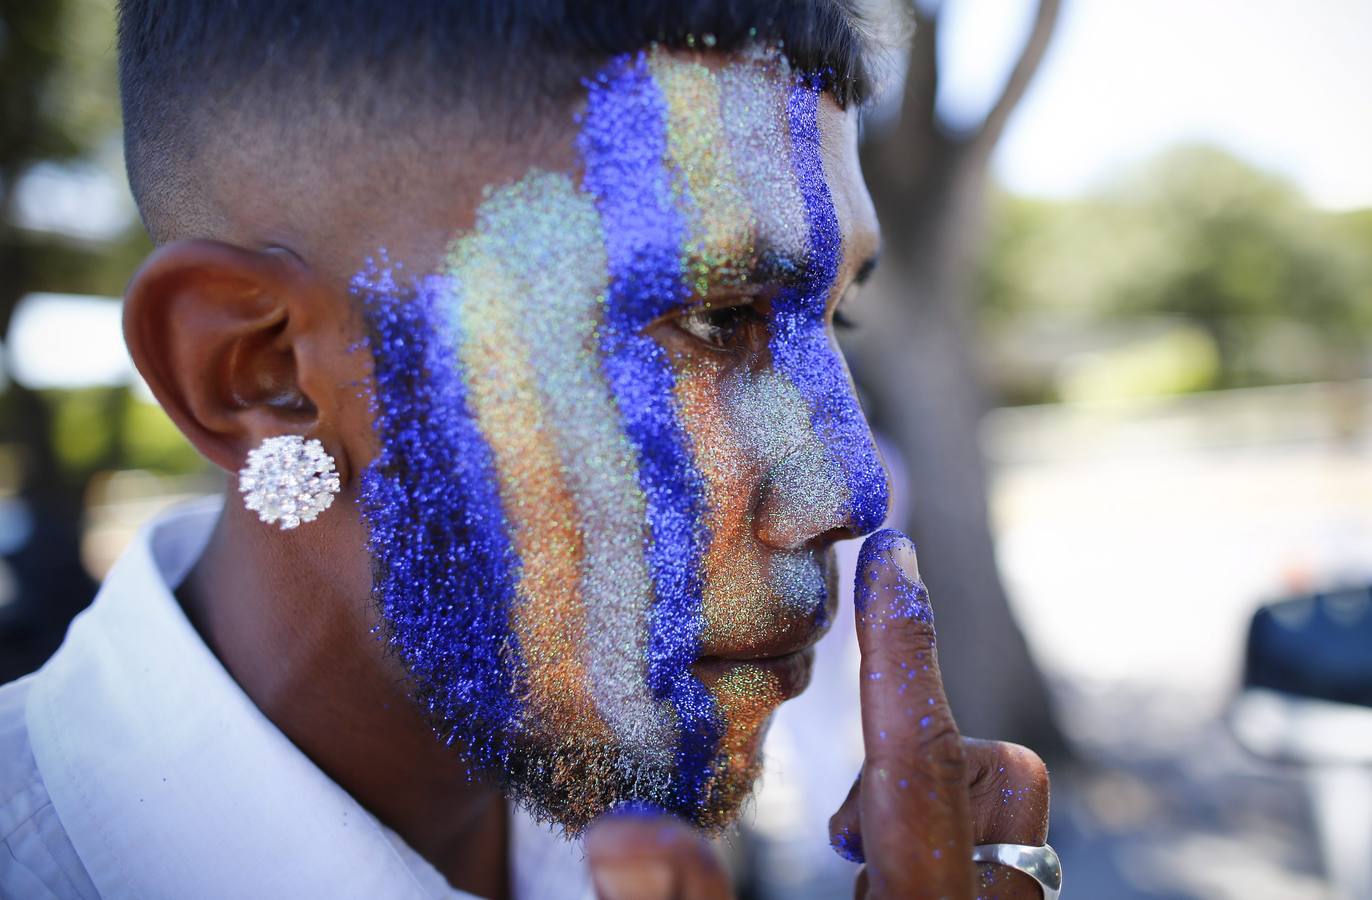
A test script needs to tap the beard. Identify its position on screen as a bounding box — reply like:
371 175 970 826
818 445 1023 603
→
381 611 774 834
495 717 769 834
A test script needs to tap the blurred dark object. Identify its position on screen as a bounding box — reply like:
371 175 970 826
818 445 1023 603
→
1232 587 1372 900
0 497 97 682
1245 589 1372 711
849 0 1065 755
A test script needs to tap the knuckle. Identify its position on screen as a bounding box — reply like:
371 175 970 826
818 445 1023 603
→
966 753 1006 803
887 616 939 657
903 719 966 787
969 741 1050 806
968 741 1052 845
861 622 938 683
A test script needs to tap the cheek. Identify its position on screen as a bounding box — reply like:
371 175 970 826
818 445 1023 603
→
672 357 837 639
671 355 760 621
456 255 612 742
671 356 774 628
443 172 680 752
671 355 831 760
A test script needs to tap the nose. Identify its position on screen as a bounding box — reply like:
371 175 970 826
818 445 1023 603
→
754 373 889 551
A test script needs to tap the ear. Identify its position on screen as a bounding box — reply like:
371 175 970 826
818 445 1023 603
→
124 240 358 481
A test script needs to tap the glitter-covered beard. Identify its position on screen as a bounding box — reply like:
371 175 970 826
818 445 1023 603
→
356 48 887 833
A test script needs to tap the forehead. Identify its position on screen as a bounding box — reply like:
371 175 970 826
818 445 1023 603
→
580 47 879 274
812 80 880 274
327 48 878 280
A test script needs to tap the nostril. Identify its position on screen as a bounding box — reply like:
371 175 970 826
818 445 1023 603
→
752 423 890 550
755 483 853 550
818 522 866 545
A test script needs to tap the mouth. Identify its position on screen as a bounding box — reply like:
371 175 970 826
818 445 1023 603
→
693 644 817 700
690 551 836 702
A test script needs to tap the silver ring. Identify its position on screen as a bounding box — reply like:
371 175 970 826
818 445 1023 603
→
972 843 1062 899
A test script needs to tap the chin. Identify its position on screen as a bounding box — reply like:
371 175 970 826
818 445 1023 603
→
693 737 770 831
496 709 778 836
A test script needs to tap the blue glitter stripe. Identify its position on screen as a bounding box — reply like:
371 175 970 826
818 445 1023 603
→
356 264 523 770
773 79 889 533
578 53 720 815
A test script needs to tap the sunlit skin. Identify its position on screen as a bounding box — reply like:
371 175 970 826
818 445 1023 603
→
122 46 1052 899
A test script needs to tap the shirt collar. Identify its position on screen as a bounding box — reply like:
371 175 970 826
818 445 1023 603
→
24 498 476 900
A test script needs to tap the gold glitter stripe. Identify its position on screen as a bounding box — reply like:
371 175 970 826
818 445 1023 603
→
670 359 764 647
495 174 674 759
452 242 611 743
697 661 783 829
650 50 756 295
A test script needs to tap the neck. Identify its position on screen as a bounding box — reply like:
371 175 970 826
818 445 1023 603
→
178 495 509 898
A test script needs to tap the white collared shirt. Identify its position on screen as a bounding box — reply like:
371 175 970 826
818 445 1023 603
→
0 499 593 900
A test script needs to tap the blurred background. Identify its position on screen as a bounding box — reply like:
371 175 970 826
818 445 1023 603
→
0 1 1367 898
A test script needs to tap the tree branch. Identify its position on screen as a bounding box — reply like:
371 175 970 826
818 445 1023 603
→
974 0 1062 154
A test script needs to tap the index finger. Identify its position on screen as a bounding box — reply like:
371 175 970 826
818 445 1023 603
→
854 529 973 898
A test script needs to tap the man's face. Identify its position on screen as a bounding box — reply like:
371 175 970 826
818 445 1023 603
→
354 47 887 831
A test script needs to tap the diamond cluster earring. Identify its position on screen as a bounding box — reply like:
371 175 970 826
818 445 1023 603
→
238 435 341 530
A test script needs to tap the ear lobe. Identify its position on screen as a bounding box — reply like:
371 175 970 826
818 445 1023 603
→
124 239 323 474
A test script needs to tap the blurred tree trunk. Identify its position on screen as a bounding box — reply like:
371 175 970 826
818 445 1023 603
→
850 0 1065 754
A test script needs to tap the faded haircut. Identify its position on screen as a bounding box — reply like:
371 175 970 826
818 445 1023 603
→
116 0 874 241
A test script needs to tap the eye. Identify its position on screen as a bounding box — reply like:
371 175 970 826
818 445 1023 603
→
832 283 861 331
675 303 764 351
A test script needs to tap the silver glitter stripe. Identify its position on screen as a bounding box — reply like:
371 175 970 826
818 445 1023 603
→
497 172 676 760
718 53 810 269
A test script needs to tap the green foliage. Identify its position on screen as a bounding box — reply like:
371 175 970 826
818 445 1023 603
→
1057 326 1219 405
978 144 1372 398
45 387 204 484
47 386 120 475
121 395 205 475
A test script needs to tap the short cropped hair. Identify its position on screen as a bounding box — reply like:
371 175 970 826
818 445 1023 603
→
116 0 874 241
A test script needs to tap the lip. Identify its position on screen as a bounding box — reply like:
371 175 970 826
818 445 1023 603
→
697 598 834 665
693 646 816 700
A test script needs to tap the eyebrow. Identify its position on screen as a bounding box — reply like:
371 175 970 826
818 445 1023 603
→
685 241 880 301
686 241 811 298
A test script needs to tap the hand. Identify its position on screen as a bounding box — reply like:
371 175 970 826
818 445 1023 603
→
585 528 1051 900
826 529 1051 899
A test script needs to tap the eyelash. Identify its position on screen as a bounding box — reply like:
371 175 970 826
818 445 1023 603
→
832 280 862 331
672 291 859 350
675 304 762 350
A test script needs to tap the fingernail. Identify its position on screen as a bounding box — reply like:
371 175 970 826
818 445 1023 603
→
858 528 918 579
830 825 865 863
593 862 673 900
890 534 920 584
856 529 932 625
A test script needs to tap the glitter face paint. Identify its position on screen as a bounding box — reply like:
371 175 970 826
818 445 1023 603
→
580 53 719 817
358 47 888 832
